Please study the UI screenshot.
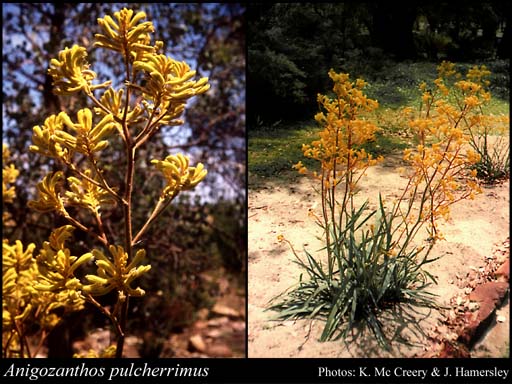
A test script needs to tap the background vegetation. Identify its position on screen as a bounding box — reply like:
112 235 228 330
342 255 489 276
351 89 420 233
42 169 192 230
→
2 3 245 357
248 2 509 186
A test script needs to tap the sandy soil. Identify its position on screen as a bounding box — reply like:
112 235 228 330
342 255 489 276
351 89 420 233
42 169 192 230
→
248 156 509 358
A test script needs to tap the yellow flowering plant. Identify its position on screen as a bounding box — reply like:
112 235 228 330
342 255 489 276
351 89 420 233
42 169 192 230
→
3 8 209 358
2 145 19 205
292 70 382 278
270 67 482 348
3 147 78 358
432 61 509 183
395 61 485 250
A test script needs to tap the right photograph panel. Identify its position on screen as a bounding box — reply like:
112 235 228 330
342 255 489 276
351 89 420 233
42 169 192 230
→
247 2 510 358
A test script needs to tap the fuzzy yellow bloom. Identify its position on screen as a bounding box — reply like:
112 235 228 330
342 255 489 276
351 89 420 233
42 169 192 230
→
293 161 307 174
83 246 151 297
33 226 92 311
464 95 480 108
455 80 481 93
48 45 110 95
466 149 481 164
480 91 491 103
421 92 432 104
30 114 69 160
28 171 66 214
133 54 210 125
95 88 144 125
2 146 19 203
30 109 117 159
151 153 207 197
467 65 491 85
3 241 38 332
94 8 155 56
437 60 456 78
66 169 117 213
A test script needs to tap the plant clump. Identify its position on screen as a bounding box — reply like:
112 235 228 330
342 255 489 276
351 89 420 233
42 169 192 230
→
270 63 484 348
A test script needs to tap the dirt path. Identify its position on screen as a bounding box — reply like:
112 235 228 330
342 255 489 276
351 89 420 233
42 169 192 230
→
248 158 509 358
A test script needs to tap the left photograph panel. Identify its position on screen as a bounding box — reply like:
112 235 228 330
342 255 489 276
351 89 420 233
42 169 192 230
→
2 3 246 358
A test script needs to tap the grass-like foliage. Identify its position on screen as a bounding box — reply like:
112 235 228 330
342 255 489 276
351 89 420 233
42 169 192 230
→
467 113 509 183
271 198 438 348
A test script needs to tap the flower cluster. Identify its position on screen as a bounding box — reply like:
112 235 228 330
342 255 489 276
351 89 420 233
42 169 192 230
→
33 226 92 311
2 145 19 204
66 169 117 214
6 7 211 358
3 150 88 356
30 109 118 163
294 69 381 192
151 153 207 198
134 55 210 126
437 62 509 182
48 45 110 95
394 61 485 243
84 246 151 297
94 8 156 57
3 241 37 330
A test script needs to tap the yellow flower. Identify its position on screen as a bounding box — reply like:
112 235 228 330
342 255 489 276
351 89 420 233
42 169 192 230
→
464 95 480 108
293 161 307 174
65 169 117 213
2 239 37 330
48 45 110 95
467 65 491 84
95 88 144 124
94 8 155 56
33 226 93 311
30 114 69 160
133 54 210 124
437 61 456 78
56 109 117 155
466 149 481 164
83 246 151 297
2 146 19 203
28 172 66 214
30 110 117 159
355 78 367 89
151 153 207 197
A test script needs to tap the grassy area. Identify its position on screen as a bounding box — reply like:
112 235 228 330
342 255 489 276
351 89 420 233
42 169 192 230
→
364 61 509 110
480 98 510 116
248 121 318 187
365 62 438 108
248 118 410 188
249 60 509 188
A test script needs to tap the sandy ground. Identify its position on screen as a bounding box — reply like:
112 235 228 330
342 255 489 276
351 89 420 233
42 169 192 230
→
248 156 509 358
